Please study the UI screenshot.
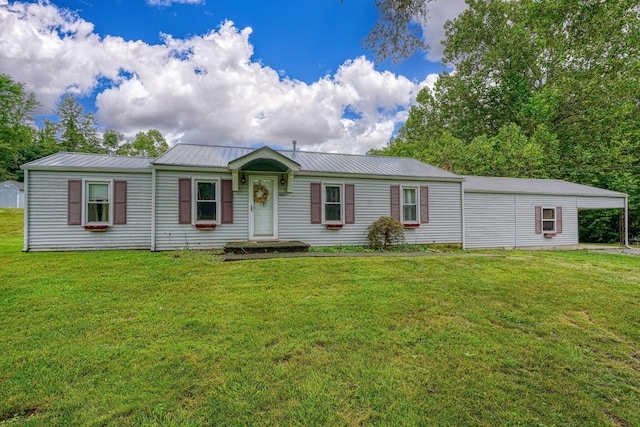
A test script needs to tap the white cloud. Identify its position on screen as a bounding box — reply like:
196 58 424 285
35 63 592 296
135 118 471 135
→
146 0 205 6
420 0 468 62
0 1 435 154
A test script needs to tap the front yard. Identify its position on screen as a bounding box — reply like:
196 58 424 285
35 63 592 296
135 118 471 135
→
1 209 639 426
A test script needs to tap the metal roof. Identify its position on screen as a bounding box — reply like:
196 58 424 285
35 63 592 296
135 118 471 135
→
22 152 154 170
463 176 627 198
153 144 462 180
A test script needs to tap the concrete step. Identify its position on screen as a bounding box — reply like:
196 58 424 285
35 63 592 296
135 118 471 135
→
223 240 310 254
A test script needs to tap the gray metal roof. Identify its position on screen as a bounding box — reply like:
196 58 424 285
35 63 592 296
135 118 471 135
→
153 144 462 180
463 176 627 198
22 152 153 170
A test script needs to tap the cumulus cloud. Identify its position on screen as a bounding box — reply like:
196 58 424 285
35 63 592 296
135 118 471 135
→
420 0 468 61
0 1 437 153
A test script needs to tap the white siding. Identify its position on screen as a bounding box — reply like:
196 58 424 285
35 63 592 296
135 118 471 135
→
577 196 625 209
26 171 152 251
464 192 579 249
154 171 250 251
464 193 516 249
155 172 463 250
279 176 462 247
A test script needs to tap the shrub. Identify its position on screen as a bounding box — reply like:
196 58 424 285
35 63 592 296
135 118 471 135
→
367 216 405 250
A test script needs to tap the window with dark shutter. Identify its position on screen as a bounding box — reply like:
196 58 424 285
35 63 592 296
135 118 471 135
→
310 182 321 224
113 180 127 225
390 185 400 221
68 179 82 225
221 179 233 224
178 178 192 224
345 183 355 224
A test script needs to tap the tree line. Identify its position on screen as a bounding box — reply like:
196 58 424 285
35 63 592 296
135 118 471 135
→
369 0 639 243
0 74 168 182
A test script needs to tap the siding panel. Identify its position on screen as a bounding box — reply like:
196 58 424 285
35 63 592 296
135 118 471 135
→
27 171 152 251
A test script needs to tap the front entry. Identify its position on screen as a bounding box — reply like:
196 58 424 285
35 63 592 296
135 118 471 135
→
249 176 278 240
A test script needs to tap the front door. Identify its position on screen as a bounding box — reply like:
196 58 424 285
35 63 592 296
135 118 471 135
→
250 177 277 240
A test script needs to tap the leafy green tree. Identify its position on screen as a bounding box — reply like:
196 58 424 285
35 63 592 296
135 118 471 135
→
102 129 125 155
53 95 102 153
0 74 40 181
376 0 640 242
116 129 168 157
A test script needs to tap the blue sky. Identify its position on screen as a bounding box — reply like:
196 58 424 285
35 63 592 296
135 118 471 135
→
0 0 466 153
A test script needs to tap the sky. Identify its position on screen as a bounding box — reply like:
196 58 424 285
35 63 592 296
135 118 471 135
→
0 0 467 153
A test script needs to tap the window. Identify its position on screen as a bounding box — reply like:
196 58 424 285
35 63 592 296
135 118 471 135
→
85 181 111 224
542 208 556 232
195 180 217 223
324 184 342 223
402 187 418 223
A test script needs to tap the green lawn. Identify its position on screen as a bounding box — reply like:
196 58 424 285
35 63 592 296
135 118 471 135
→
1 208 639 426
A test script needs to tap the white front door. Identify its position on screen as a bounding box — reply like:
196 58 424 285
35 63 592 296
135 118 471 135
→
250 177 277 240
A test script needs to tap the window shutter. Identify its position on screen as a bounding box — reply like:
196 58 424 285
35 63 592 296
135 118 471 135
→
420 186 429 223
535 206 542 234
310 182 321 224
556 206 563 234
178 178 192 224
390 185 400 221
345 183 355 224
221 179 233 224
113 180 127 225
68 179 82 225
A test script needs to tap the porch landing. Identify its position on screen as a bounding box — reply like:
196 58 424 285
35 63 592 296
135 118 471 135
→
223 240 310 254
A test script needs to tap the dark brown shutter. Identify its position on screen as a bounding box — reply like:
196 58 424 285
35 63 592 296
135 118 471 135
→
556 206 563 234
345 183 355 224
310 182 321 224
535 206 542 234
221 179 233 224
113 180 127 225
178 178 192 224
390 185 400 221
68 179 82 225
420 186 429 223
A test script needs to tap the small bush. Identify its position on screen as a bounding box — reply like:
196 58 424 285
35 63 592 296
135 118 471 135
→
367 216 405 250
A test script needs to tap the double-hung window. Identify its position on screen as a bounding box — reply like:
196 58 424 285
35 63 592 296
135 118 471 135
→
195 180 217 223
85 181 111 225
402 187 418 223
542 208 556 232
324 184 343 223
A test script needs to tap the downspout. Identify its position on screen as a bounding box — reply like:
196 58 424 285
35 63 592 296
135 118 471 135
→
151 168 156 252
460 180 465 249
22 169 29 252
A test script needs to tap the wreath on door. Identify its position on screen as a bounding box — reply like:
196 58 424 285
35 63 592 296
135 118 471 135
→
253 184 269 205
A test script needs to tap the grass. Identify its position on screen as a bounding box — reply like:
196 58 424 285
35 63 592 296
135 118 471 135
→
1 208 639 426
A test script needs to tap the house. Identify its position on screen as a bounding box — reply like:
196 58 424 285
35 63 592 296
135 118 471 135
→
19 144 629 251
0 181 24 208
462 176 628 249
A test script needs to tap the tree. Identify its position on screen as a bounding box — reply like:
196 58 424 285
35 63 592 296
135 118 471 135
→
363 0 431 63
53 95 102 153
102 129 125 155
0 74 40 181
374 0 640 242
116 129 168 157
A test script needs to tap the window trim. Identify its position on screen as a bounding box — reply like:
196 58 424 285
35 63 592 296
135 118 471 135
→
542 207 556 233
322 182 344 225
193 178 220 225
401 185 420 224
82 179 113 226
